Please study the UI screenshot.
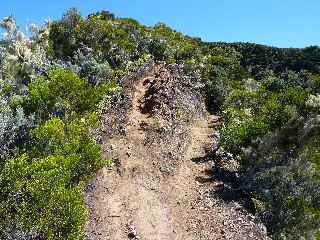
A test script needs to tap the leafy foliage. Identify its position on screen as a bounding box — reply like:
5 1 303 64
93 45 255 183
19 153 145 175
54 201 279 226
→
0 8 319 240
0 118 105 239
24 69 117 121
208 43 320 239
0 14 114 239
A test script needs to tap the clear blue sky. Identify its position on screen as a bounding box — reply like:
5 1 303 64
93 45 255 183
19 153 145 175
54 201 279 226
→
0 0 319 48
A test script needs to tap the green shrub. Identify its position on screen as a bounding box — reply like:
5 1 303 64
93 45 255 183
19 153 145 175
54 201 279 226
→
29 117 106 183
0 154 85 240
48 69 105 113
25 77 55 120
0 117 107 239
259 96 292 129
306 72 320 93
280 85 308 108
25 69 117 120
49 8 83 58
224 88 260 109
220 115 270 152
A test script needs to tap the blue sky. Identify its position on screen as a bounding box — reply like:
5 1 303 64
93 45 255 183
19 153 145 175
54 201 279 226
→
0 0 319 48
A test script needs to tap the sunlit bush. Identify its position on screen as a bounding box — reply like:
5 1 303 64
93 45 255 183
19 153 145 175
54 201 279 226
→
0 117 107 239
25 69 117 120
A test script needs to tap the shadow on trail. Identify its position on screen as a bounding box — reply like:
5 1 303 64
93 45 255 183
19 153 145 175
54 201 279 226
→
192 152 256 212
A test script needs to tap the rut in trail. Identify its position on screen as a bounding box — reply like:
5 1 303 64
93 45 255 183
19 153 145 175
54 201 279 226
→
85 61 266 240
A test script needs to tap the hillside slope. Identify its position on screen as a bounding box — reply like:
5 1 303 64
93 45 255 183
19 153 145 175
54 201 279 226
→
0 9 319 240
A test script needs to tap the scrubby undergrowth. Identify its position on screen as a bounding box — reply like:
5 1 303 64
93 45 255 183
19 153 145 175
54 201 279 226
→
0 8 319 239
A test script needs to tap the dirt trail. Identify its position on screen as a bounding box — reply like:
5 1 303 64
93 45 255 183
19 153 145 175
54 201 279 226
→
85 66 265 240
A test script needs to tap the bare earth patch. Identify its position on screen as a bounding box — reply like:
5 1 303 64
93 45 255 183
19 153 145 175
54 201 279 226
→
85 63 266 240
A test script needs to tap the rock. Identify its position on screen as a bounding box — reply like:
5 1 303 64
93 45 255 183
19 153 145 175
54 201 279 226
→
127 225 137 239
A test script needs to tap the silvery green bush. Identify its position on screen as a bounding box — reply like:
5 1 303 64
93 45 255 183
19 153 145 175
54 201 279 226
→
0 98 33 158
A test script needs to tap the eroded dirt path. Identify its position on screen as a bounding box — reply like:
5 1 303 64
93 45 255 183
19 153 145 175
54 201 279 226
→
85 65 265 240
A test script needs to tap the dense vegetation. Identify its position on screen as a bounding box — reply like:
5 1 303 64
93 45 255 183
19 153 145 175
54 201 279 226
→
0 8 319 239
213 43 320 239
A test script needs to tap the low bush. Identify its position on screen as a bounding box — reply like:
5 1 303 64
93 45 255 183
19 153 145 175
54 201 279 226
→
25 69 117 121
0 117 107 239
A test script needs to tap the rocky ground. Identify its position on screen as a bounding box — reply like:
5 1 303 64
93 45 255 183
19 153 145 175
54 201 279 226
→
84 61 267 240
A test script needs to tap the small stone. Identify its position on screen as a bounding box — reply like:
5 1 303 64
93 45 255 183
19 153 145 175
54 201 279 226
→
128 225 137 239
